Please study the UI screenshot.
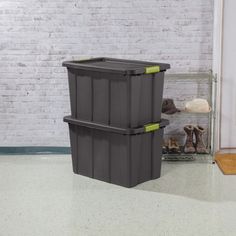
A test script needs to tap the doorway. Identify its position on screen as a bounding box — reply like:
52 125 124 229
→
214 0 236 150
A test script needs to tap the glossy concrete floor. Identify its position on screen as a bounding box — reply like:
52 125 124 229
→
1 155 236 236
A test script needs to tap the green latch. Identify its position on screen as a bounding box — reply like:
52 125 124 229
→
144 123 160 132
145 66 160 74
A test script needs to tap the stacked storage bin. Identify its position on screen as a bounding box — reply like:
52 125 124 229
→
63 58 170 187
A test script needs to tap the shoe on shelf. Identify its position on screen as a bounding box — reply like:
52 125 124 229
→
194 126 208 154
162 98 180 115
183 125 196 153
168 137 181 154
162 139 168 154
162 145 168 154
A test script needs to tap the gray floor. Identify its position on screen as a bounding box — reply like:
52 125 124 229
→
1 155 236 236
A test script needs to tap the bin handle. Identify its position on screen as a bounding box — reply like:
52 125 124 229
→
144 123 160 132
145 66 160 74
64 116 169 135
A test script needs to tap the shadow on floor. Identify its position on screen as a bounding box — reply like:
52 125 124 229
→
134 161 236 203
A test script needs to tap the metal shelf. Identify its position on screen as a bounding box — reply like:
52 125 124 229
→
162 153 213 162
162 145 210 161
162 154 196 161
162 111 211 118
162 71 217 163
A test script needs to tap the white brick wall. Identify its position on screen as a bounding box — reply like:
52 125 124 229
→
0 0 213 146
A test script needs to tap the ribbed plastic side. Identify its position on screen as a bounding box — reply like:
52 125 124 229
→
68 123 164 187
67 69 165 128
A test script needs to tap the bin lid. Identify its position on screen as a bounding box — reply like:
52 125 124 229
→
62 57 170 75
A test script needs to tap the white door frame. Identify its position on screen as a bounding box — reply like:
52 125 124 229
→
212 0 224 151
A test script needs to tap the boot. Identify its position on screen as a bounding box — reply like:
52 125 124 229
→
194 126 208 154
184 125 195 153
168 138 181 153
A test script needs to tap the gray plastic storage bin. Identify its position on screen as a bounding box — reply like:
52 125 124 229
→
64 116 169 188
63 58 170 128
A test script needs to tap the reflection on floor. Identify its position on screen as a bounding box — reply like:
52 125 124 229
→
0 155 236 236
